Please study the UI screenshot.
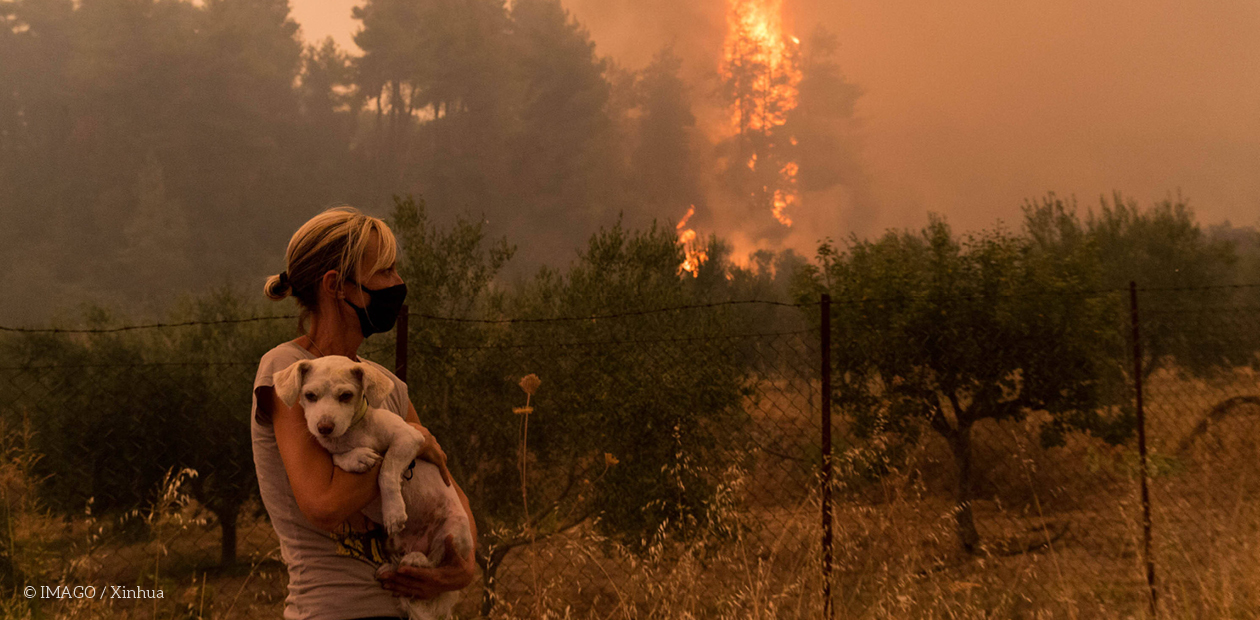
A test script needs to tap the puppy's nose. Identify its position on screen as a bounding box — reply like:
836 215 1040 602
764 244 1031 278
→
317 422 334 436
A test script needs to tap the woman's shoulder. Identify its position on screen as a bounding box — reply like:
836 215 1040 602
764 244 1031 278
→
255 341 312 388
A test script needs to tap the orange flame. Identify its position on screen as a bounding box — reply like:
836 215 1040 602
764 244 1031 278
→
676 205 708 277
724 0 801 135
723 0 801 229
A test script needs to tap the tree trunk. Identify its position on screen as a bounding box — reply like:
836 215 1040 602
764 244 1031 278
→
216 505 239 566
479 547 509 617
947 422 981 553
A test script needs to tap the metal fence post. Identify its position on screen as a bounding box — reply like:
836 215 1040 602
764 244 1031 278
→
396 304 409 384
820 293 834 619
1129 281 1157 615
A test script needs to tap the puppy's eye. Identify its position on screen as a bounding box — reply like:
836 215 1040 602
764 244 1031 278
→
338 392 353 403
304 392 317 402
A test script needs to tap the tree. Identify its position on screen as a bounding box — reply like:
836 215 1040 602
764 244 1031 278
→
794 217 1128 552
118 153 193 305
503 0 618 263
292 38 361 205
717 0 802 240
388 203 752 612
164 289 293 566
0 291 290 566
0 0 313 324
628 46 704 227
352 0 516 207
781 26 863 195
1083 192 1245 377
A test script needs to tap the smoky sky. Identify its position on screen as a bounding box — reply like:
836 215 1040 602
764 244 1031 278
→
292 0 1260 248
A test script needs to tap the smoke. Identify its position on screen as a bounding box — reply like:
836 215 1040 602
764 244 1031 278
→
563 0 879 263
560 0 727 74
284 0 1260 259
563 0 1260 250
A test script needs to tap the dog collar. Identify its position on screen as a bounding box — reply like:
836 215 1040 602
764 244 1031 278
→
352 395 369 426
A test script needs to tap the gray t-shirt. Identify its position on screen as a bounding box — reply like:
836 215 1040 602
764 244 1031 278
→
251 341 409 620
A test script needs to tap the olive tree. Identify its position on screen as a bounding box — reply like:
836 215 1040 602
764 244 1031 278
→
794 216 1128 552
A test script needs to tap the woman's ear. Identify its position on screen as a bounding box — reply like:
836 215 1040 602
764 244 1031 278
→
321 270 342 298
273 360 311 408
353 363 393 407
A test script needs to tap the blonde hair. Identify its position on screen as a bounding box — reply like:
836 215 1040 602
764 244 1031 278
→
264 206 398 331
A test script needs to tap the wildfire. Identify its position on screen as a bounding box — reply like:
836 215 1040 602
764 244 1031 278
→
676 205 708 277
722 0 801 230
674 0 802 277
724 0 801 135
772 162 798 227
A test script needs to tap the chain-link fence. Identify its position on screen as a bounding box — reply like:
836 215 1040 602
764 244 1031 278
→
1 288 1258 618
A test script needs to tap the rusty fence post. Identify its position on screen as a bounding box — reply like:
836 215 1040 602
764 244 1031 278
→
820 293 834 619
1130 281 1157 616
395 304 409 384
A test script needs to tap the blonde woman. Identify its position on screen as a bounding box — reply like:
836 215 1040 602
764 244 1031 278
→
251 206 476 620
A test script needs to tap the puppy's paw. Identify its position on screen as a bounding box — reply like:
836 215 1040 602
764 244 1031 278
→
382 502 408 536
333 447 381 473
374 562 396 579
400 551 435 569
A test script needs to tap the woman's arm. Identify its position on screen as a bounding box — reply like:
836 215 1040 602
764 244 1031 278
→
378 479 479 598
263 385 382 531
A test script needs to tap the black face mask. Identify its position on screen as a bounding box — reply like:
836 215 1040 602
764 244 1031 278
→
344 279 408 337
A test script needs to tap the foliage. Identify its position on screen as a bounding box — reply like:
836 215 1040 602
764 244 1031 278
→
1023 192 1255 378
793 215 1128 551
351 0 620 266
0 0 314 322
1085 192 1249 377
0 289 292 565
782 26 864 195
388 205 756 610
627 46 703 227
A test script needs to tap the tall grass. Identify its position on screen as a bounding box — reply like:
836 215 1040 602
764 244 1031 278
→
3 373 1260 619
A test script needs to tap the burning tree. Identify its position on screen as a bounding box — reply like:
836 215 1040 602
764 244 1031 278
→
719 0 803 236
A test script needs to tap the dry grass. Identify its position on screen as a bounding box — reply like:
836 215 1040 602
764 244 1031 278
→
6 370 1260 619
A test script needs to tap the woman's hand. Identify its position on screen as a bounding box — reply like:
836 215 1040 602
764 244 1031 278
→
407 422 452 486
376 534 477 598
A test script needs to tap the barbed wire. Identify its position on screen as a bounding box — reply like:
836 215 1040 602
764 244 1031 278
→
3 284 1257 333
0 315 298 334
416 329 816 351
409 299 807 324
0 361 258 370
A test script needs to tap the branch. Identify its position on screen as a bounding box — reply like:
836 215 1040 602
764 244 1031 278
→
1176 395 1260 456
492 507 599 552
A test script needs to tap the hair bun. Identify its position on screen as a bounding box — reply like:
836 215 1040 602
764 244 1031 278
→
264 272 292 301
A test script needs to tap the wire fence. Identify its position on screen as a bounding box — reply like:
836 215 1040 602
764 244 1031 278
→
0 286 1258 618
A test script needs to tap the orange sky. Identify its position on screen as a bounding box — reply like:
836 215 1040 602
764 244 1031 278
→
290 0 1260 248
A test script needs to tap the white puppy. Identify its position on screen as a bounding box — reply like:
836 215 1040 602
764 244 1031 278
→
274 355 473 620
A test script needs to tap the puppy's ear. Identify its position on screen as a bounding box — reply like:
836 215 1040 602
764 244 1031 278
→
352 363 393 408
273 360 311 408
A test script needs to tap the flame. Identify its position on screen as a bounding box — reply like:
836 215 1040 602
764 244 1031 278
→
676 205 708 277
722 0 801 229
771 161 799 226
723 0 801 135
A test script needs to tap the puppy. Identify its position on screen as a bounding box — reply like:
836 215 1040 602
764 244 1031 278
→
274 355 473 620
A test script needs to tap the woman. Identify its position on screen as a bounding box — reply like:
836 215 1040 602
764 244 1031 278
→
251 206 477 620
